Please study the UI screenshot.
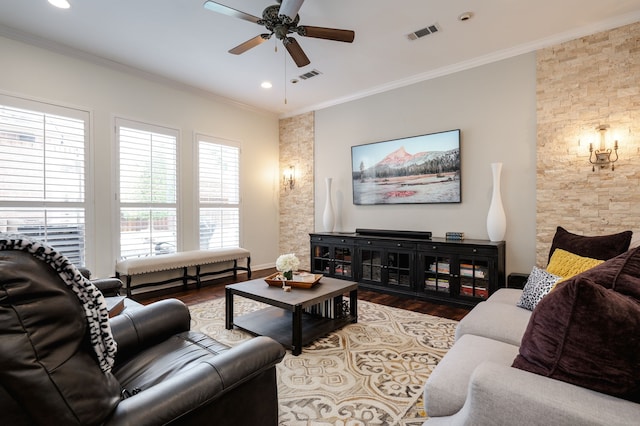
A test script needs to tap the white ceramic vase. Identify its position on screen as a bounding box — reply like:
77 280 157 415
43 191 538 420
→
322 177 335 232
486 163 506 241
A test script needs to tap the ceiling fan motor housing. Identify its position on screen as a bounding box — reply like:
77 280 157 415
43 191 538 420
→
260 4 299 39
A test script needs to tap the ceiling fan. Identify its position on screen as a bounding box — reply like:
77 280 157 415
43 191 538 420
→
203 0 355 67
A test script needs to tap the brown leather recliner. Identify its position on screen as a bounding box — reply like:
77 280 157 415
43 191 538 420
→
0 250 285 426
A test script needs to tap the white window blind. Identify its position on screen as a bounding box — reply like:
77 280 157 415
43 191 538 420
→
117 120 178 258
198 136 240 249
0 96 88 265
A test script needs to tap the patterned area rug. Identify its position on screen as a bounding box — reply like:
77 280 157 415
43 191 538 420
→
189 297 458 425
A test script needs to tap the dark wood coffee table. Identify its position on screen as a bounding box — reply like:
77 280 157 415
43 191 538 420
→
225 277 358 355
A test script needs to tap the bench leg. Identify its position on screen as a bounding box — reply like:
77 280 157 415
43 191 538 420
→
115 272 129 297
115 273 128 297
247 257 252 279
115 273 132 297
182 267 188 290
196 265 202 289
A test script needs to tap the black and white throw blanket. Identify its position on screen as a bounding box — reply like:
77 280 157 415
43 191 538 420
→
0 233 116 373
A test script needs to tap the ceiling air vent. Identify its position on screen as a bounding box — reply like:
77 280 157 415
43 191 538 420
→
408 23 440 40
298 69 322 80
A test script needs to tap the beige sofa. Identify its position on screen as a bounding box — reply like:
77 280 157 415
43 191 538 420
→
423 227 640 425
422 286 640 425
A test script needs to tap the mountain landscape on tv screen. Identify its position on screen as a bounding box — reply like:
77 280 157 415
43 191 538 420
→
352 146 461 205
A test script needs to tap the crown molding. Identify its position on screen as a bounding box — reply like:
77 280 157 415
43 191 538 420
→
280 11 640 119
0 24 278 118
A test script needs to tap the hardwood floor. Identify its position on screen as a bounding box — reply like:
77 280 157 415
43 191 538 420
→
134 268 470 321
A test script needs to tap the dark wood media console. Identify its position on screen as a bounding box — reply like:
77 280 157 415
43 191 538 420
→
310 229 505 308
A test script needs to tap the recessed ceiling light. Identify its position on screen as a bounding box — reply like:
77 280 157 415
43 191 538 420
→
458 12 473 21
48 0 71 9
261 81 273 89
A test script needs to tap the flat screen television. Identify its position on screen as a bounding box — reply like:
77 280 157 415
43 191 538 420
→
351 129 461 205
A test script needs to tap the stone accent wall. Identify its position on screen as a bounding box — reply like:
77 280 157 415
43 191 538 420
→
279 112 315 270
536 22 640 266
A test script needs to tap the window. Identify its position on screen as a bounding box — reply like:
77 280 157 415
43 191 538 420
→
198 135 240 249
0 95 89 265
117 119 178 258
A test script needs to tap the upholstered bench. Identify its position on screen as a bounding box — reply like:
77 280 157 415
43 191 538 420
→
115 248 251 296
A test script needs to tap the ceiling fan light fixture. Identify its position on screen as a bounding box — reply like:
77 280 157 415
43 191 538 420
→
48 0 70 9
278 0 305 22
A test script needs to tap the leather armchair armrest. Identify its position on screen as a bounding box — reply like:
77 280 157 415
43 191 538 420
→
203 336 285 388
78 266 92 279
104 336 285 426
92 278 123 296
109 299 191 363
105 362 223 426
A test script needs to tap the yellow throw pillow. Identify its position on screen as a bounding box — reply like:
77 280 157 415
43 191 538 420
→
546 248 604 279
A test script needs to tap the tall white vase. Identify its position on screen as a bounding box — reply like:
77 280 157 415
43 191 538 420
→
322 177 335 232
486 163 506 241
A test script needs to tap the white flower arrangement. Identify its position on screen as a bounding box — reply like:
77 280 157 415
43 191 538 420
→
276 253 300 272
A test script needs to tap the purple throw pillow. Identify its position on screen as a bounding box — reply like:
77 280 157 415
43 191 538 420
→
548 226 632 262
513 248 640 402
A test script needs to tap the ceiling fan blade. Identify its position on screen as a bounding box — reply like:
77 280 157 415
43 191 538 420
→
203 1 260 24
229 34 270 55
284 37 310 67
298 26 355 43
278 0 305 22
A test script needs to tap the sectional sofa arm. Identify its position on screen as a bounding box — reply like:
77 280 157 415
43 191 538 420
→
109 299 191 362
426 362 640 426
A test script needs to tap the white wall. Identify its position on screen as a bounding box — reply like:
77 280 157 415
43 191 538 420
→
315 53 538 275
0 35 280 278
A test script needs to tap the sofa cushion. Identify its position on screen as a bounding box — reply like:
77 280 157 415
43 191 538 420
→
455 299 531 346
548 226 632 262
447 362 640 426
423 334 520 417
485 287 523 305
113 331 231 393
512 248 640 402
516 266 561 311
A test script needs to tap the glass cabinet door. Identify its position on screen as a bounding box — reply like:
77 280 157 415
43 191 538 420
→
333 246 353 278
386 250 412 289
359 247 383 284
422 253 453 295
311 240 354 279
312 243 332 274
457 256 490 300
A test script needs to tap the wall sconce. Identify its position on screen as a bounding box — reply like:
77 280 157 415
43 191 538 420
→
283 165 295 190
589 125 619 171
